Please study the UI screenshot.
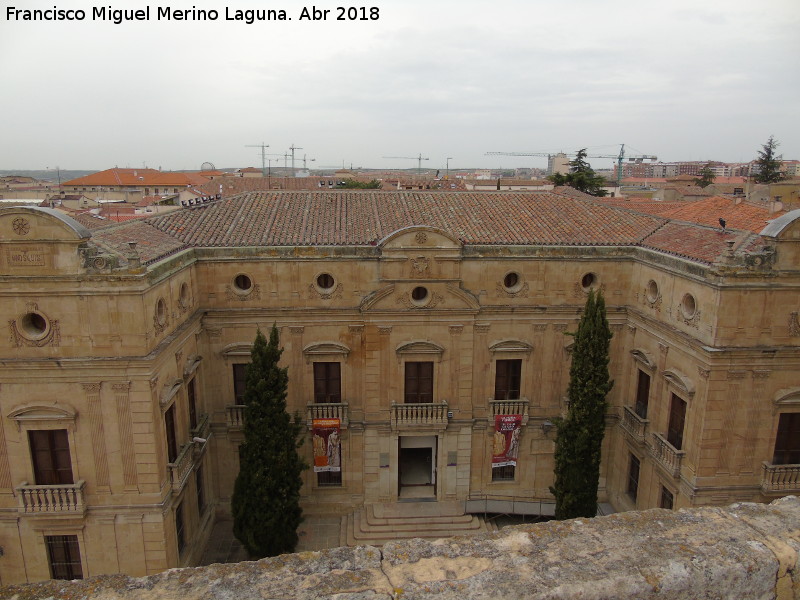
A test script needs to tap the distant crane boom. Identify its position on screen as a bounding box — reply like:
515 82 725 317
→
245 142 270 177
486 144 657 185
383 153 430 174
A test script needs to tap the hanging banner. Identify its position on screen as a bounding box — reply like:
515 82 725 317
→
492 414 522 468
312 418 341 472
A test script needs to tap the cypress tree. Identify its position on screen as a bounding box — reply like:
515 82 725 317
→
231 325 307 557
550 289 613 519
753 136 786 184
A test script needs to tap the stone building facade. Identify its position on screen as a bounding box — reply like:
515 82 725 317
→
0 192 798 584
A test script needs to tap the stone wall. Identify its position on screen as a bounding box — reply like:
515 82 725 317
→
2 496 798 600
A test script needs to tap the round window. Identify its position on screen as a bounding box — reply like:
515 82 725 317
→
581 272 598 290
20 312 49 340
316 273 335 290
411 286 429 302
156 298 168 325
233 273 253 293
179 282 190 307
681 293 697 319
646 280 659 303
503 272 520 290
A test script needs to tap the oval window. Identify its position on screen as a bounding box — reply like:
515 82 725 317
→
503 272 520 290
234 274 253 293
681 293 697 319
411 286 429 302
316 273 335 290
20 312 49 339
581 272 598 290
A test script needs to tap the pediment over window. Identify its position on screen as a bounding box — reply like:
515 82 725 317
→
396 340 445 357
631 348 657 370
663 369 695 397
8 403 77 430
489 340 533 355
303 342 350 360
160 378 183 407
360 283 479 312
221 342 253 358
183 354 203 378
774 387 800 406
378 226 462 250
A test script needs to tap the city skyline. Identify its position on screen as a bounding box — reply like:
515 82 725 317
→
1 0 798 171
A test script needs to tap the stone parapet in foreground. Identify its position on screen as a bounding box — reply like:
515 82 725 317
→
2 496 798 600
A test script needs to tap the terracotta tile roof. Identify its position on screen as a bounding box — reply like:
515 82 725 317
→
58 209 115 230
63 168 209 188
597 196 785 233
85 191 770 267
92 219 188 265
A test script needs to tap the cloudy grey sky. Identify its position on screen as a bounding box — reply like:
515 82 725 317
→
1 0 798 172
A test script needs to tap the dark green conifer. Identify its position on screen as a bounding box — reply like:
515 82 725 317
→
550 289 613 519
231 325 307 557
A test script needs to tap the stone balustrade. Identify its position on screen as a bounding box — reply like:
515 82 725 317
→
190 412 210 441
761 461 800 494
168 443 194 493
650 432 685 478
15 480 86 515
488 398 529 425
226 404 245 429
620 405 648 443
391 401 448 430
306 402 349 428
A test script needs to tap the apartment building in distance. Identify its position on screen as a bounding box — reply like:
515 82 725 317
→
0 190 798 584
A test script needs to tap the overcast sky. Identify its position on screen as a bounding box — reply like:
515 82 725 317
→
1 0 798 172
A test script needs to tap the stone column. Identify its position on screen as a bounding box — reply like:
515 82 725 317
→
83 382 110 492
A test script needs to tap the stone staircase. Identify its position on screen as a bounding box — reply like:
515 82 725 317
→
340 501 497 547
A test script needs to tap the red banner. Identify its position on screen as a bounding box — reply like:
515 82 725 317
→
312 418 341 472
492 414 522 468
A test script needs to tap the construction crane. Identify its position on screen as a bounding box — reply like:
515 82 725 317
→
486 144 657 185
244 142 270 177
382 154 430 175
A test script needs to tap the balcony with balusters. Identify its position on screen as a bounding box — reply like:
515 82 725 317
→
761 462 800 495
16 480 87 516
306 402 349 429
488 398 529 426
650 432 685 478
620 406 648 444
391 400 449 430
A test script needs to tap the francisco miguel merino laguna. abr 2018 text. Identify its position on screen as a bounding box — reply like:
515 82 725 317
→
6 5 381 24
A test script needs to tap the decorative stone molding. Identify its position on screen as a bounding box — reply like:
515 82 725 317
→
663 369 695 398
378 326 393 336
183 354 203 378
308 282 343 300
533 324 548 333
677 303 701 328
753 370 771 379
643 287 662 311
726 370 747 380
11 216 30 236
112 381 131 393
395 291 445 310
206 327 223 339
630 349 657 371
396 340 445 358
348 325 365 334
474 323 491 334
8 404 77 431
658 343 669 356
496 281 529 298
81 382 102 393
773 388 800 406
488 340 534 355
9 312 61 348
289 326 305 335
410 256 430 274
448 325 464 335
697 366 710 379
303 342 350 363
789 311 800 336
414 231 428 244
225 283 261 301
553 324 568 332
160 379 183 408
627 324 637 335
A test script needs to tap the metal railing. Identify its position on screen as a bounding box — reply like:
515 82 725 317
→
391 401 448 430
620 406 648 443
761 462 800 493
650 432 685 478
16 480 86 514
306 402 349 428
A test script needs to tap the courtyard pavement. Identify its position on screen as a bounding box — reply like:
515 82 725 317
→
199 515 343 565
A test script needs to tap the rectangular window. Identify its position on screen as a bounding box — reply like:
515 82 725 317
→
165 404 178 463
313 362 342 403
317 471 342 487
187 377 198 430
175 502 186 554
667 394 687 450
660 486 674 509
46 535 83 580
195 466 206 515
494 359 522 400
233 364 247 403
29 429 73 485
404 362 433 403
773 413 800 465
491 464 515 481
627 454 640 502
634 370 650 419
